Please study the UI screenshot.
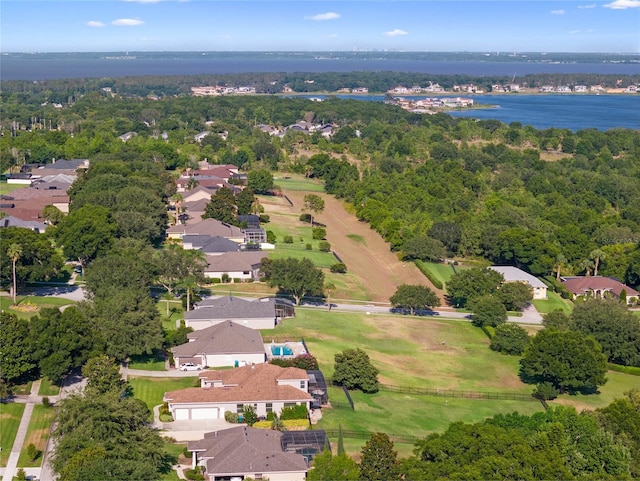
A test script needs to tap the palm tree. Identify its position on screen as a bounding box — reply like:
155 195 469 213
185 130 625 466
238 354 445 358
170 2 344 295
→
578 258 594 277
555 253 567 281
324 282 336 311
8 243 22 305
590 249 606 277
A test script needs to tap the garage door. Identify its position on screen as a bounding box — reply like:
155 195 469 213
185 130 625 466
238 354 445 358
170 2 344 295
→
191 408 219 420
174 409 189 421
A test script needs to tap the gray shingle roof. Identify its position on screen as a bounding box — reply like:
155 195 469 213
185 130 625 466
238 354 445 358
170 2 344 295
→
172 321 265 357
184 295 277 321
489 266 547 288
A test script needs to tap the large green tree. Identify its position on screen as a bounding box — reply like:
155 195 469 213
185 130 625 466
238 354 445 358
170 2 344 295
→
520 329 608 393
302 194 325 226
359 433 398 481
333 348 379 394
308 450 359 481
468 295 508 327
446 266 504 308
202 185 238 225
0 312 36 385
247 168 274 194
389 284 440 314
260 257 324 305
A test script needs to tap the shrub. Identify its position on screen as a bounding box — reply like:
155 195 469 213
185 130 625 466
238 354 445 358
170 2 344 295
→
15 469 27 481
490 323 529 355
42 396 51 407
270 354 319 370
312 227 326 240
233 278 242 283
26 443 39 461
221 273 231 283
414 260 444 290
224 411 239 423
159 413 174 422
284 235 294 244
185 467 205 481
330 262 347 273
259 214 270 223
533 382 559 401
319 241 331 252
305 243 312 250
300 213 312 223
266 230 276 243
280 404 309 420
242 404 259 426
210 278 221 283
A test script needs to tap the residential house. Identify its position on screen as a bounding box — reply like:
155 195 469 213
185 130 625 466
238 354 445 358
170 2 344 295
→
164 363 312 421
0 216 47 233
186 427 310 481
195 131 211 143
118 131 137 142
31 173 76 191
182 235 241 255
489 266 548 300
167 218 245 243
172 320 267 368
561 276 639 305
0 187 70 221
203 251 267 282
183 295 295 331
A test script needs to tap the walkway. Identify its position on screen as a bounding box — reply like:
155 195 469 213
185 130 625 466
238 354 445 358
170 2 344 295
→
1 380 41 481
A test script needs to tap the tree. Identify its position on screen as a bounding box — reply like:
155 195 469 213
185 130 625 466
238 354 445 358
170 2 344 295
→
390 284 440 314
203 186 237 225
468 295 507 327
247 168 274 194
235 187 256 216
333 348 379 393
0 312 36 385
7 243 22 305
302 194 325 226
520 329 608 393
54 205 118 271
496 281 533 311
570 298 640 367
590 248 606 277
359 433 398 481
542 309 572 330
82 355 125 397
490 323 530 355
154 245 206 310
308 450 359 481
401 235 446 262
446 267 504 308
260 257 324 305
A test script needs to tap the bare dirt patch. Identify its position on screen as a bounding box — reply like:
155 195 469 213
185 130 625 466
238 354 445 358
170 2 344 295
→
279 189 443 303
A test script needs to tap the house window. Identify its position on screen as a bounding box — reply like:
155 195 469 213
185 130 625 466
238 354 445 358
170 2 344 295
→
243 271 250 275
266 403 273 413
255 475 263 479
300 381 306 389
237 404 244 414
284 402 296 409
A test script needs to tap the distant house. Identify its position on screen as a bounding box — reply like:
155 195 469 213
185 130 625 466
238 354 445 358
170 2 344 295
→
203 251 267 281
183 295 295 331
186 426 310 481
489 266 548 300
561 276 639 305
171 320 266 368
194 131 211 143
167 218 245 243
118 132 137 142
0 216 47 233
164 363 311 421
182 235 240 254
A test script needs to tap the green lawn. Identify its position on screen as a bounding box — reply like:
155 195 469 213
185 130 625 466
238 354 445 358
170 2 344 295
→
268 245 337 268
419 261 458 287
0 403 25 467
0 181 28 195
129 377 200 413
274 176 325 192
129 351 168 371
550 370 640 411
37 378 60 396
0 296 75 320
531 291 574 314
160 443 188 481
17 404 56 467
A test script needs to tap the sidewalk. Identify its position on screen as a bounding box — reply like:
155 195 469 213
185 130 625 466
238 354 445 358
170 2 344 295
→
1 380 42 481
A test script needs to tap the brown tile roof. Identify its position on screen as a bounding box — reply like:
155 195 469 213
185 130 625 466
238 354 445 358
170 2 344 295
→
165 364 310 404
188 426 308 475
172 321 266 357
562 276 639 298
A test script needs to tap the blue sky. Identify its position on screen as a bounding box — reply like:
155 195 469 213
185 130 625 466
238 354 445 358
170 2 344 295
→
2 1 639 53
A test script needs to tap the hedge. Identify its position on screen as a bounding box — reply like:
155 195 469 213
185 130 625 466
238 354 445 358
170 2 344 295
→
608 363 640 376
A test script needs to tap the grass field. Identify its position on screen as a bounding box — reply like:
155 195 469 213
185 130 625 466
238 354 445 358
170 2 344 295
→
0 403 25 467
129 351 168 371
129 377 200 413
17 404 56 467
551 370 640 411
37 378 60 396
531 291 574 314
0 181 27 195
420 261 458 287
274 176 325 192
0 296 74 320
160 443 188 481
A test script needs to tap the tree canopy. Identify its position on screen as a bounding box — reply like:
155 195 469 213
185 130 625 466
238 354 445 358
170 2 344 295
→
333 348 379 393
260 257 324 305
389 284 440 314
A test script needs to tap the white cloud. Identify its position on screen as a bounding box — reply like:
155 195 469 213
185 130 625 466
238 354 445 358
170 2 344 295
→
577 4 597 8
550 9 565 14
569 29 581 34
86 20 105 27
305 12 340 21
112 18 144 26
383 29 408 37
603 0 640 8
327 33 339 38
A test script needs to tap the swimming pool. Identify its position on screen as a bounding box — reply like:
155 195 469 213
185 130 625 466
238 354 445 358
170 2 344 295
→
271 345 294 356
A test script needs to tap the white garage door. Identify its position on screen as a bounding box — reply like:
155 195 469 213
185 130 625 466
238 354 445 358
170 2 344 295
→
174 409 189 420
191 408 219 420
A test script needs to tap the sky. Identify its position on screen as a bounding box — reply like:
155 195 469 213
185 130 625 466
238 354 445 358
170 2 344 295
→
1 0 639 53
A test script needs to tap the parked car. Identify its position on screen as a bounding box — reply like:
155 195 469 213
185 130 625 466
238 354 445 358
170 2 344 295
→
180 363 203 371
74 265 83 274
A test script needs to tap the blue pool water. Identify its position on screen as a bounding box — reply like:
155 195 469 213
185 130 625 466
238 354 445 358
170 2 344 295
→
271 345 294 356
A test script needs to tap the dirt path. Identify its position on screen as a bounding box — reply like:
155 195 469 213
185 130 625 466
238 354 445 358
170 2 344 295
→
282 190 444 304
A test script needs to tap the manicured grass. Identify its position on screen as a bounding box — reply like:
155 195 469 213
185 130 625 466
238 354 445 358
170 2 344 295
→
0 181 27 194
268 245 337 268
267 309 533 393
531 291 573 314
160 443 188 481
157 300 185 330
317 386 543 442
323 272 370 302
129 377 200 413
0 403 25 467
10 382 33 396
37 378 60 396
550 370 640 411
274 176 325 192
0 296 74 320
17 404 56 467
129 351 168 371
420 261 457 287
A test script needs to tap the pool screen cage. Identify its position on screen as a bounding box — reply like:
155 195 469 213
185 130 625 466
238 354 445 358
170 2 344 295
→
307 369 329 405
281 429 328 463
